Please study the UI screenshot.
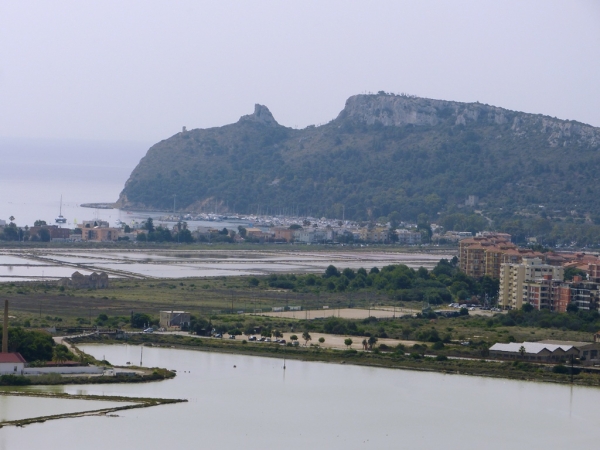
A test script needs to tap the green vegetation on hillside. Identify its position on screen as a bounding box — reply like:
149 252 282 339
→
118 94 600 246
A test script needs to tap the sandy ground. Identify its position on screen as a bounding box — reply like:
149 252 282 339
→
277 331 417 351
251 306 498 320
253 307 417 320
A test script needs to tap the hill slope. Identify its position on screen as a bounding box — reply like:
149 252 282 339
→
117 94 600 224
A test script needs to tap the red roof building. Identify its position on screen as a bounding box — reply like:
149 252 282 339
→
0 353 26 363
0 352 26 375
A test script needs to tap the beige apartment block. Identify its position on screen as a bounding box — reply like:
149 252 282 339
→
499 258 564 309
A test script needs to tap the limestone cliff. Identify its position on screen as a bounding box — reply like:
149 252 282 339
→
117 93 600 223
339 94 600 148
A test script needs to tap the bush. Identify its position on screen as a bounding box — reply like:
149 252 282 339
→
0 375 31 386
432 341 445 350
435 355 448 361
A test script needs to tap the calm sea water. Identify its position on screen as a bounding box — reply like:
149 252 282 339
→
0 137 246 229
0 137 149 227
1 345 599 449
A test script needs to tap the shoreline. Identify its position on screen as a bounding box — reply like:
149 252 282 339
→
70 334 600 388
0 391 187 428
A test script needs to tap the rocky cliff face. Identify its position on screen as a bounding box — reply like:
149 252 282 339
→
117 93 600 222
339 94 600 148
238 104 280 127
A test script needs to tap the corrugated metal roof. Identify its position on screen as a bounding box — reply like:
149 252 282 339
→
489 342 574 354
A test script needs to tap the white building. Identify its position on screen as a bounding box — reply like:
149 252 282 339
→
0 353 26 375
293 229 335 244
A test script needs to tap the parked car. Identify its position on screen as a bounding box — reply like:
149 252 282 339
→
228 335 236 339
248 335 257 341
143 328 153 333
278 339 286 345
264 338 271 342
213 333 223 338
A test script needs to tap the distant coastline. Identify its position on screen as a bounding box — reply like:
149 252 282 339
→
80 203 116 209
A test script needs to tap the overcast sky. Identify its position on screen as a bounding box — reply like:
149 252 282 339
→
1 1 599 143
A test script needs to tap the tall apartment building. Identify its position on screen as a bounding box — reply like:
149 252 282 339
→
459 233 545 279
499 258 564 309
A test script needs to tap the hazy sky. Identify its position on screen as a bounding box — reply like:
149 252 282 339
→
1 1 599 143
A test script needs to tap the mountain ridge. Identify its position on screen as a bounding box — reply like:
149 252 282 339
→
117 93 600 228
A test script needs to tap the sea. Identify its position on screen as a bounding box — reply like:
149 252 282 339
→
0 137 246 230
0 137 149 227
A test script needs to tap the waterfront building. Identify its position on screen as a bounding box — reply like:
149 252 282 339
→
0 353 26 375
489 342 577 363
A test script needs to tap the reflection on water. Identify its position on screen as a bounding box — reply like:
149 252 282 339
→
2 344 597 449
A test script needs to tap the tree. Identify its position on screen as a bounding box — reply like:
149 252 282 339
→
325 265 340 278
566 303 579 313
52 344 70 364
344 338 353 349
143 217 155 232
238 226 247 238
519 345 526 358
130 312 152 329
302 331 312 346
273 330 283 340
362 339 368 350
522 303 534 313
177 229 194 243
39 228 51 242
368 336 378 350
2 328 54 361
261 328 272 339
318 337 325 344
34 220 47 226
290 334 298 344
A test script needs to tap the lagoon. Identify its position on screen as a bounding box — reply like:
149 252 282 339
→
0 249 450 282
1 344 600 449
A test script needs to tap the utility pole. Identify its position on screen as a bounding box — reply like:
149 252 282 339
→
571 354 574 384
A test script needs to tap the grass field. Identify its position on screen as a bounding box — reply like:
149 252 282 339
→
1 274 596 349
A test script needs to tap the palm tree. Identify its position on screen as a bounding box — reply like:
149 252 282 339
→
52 345 69 364
519 345 526 358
